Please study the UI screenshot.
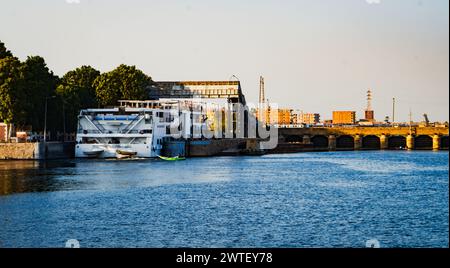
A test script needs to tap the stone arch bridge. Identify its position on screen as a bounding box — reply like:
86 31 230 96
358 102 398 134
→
279 126 449 151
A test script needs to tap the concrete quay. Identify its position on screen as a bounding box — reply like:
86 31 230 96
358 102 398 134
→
0 142 75 160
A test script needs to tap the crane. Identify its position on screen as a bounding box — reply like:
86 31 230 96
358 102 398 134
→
423 114 430 126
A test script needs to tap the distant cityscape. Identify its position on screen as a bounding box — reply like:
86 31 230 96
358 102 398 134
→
253 79 448 128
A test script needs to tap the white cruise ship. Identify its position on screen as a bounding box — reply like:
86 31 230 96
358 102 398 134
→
75 104 175 158
75 100 209 158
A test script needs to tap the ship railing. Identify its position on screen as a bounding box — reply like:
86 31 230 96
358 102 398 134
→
78 129 150 135
77 130 103 134
82 115 106 133
121 115 144 134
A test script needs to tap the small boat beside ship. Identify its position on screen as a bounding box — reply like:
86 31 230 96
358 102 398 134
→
82 148 104 158
116 149 137 159
158 155 186 161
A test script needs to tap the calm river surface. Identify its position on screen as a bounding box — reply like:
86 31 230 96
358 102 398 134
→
0 151 448 248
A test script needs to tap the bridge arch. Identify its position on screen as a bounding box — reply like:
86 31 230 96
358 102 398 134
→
311 135 328 149
362 135 380 150
415 135 432 150
441 136 449 150
285 135 303 143
336 135 354 150
388 136 406 149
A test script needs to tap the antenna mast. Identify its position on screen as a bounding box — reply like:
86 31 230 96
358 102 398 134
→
364 89 374 122
409 109 413 135
259 76 265 104
392 98 396 124
366 89 372 111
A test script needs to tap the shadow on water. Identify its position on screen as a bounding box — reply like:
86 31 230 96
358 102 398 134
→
0 160 78 196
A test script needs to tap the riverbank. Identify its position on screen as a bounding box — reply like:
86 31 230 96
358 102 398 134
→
0 142 75 160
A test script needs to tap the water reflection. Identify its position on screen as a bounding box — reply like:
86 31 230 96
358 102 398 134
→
0 158 234 196
0 160 77 196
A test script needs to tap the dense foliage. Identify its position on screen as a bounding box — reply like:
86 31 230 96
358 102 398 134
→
0 41 153 137
56 66 101 132
94 64 153 107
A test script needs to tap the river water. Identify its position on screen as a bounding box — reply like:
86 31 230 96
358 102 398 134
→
0 151 448 248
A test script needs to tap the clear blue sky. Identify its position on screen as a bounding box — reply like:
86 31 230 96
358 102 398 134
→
1 0 448 122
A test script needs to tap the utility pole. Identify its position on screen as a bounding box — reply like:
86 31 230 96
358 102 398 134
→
44 96 56 142
367 90 372 111
392 98 396 125
365 89 374 122
62 101 66 142
409 109 413 135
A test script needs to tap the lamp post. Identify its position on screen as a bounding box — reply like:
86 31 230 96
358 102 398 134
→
62 100 66 142
44 96 56 142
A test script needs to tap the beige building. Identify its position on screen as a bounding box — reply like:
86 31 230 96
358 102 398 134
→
302 113 320 125
332 111 356 125
150 81 246 104
255 108 294 125
290 110 320 125
255 108 320 126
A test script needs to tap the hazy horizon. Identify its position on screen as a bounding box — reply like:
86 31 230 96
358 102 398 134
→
1 0 448 122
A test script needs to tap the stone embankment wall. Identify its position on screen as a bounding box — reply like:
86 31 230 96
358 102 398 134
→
0 142 74 160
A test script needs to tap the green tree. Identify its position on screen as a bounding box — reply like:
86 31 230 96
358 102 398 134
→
0 56 26 139
0 41 13 59
20 56 59 132
56 66 100 132
94 64 152 107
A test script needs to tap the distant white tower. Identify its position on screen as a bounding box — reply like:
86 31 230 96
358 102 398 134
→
259 76 265 104
258 76 267 124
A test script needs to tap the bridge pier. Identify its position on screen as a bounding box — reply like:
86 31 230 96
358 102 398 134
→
303 135 311 145
328 135 336 151
380 135 388 150
277 127 448 152
433 135 440 151
406 135 414 150
354 135 362 150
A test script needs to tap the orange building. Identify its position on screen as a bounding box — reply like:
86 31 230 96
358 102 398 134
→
276 109 292 125
365 110 374 122
332 111 356 125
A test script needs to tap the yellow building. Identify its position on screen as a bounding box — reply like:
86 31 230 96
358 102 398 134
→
332 111 356 125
